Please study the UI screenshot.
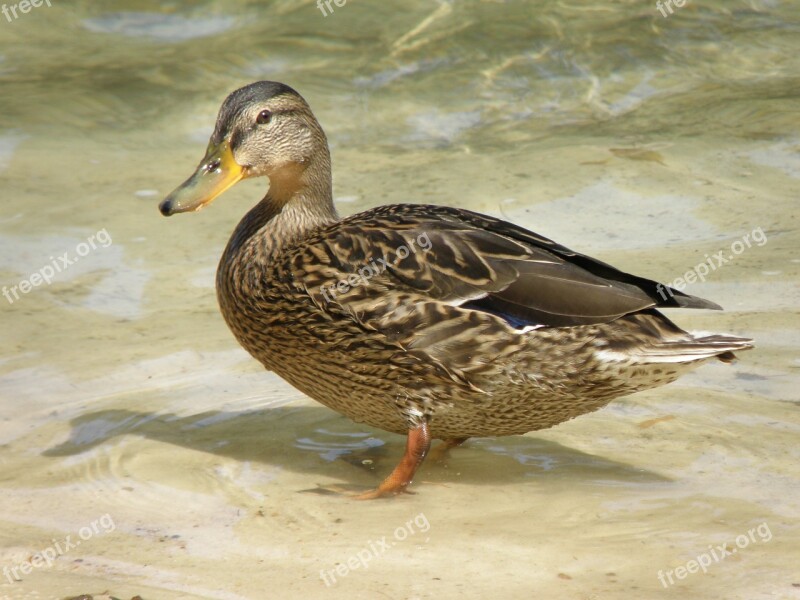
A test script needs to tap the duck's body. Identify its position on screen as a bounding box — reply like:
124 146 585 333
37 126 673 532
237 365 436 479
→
161 81 753 497
216 201 745 440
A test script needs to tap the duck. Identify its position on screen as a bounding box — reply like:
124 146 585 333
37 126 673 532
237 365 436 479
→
159 81 753 499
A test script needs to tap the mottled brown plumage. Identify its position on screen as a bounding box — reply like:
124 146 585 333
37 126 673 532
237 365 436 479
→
159 81 753 498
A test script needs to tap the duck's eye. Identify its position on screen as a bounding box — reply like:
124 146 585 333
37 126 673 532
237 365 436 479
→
256 110 272 125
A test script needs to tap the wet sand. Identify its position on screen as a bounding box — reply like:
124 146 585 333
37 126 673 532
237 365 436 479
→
1 1 799 599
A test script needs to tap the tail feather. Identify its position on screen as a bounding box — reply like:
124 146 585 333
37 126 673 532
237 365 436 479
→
634 333 753 364
593 310 753 370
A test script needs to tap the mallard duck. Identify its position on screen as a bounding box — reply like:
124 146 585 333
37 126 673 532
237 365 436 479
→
159 81 753 498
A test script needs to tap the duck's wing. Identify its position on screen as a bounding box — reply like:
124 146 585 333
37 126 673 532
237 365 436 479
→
289 203 718 330
277 205 723 388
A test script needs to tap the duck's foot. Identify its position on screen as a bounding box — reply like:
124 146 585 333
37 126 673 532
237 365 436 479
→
429 437 469 463
299 483 364 496
353 420 431 500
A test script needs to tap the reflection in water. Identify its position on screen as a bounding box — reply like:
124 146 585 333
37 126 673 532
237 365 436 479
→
0 1 798 598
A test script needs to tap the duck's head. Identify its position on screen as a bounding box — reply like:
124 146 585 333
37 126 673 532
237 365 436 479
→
159 81 330 216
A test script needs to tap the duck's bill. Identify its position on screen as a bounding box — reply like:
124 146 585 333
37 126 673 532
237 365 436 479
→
159 140 245 216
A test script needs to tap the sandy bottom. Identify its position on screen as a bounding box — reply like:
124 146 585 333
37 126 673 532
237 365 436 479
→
1 2 799 599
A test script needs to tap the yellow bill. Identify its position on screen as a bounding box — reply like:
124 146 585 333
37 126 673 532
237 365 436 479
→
159 140 245 216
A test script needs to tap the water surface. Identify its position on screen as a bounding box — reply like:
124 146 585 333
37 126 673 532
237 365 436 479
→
0 1 798 599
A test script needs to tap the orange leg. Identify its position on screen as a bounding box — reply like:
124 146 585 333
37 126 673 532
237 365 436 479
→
356 420 431 499
443 437 468 451
429 436 469 462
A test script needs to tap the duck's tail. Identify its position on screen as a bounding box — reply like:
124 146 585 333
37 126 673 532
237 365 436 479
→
594 310 754 368
632 332 754 364
590 311 753 395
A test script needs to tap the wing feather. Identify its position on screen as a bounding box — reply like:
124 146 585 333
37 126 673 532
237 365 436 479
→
284 204 720 364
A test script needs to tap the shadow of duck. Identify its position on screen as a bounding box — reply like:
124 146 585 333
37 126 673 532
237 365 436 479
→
43 405 669 492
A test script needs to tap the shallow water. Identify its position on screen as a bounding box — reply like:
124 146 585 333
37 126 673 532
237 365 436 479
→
1 1 799 599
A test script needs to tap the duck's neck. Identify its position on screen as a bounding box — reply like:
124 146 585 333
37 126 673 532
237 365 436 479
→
221 155 339 268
